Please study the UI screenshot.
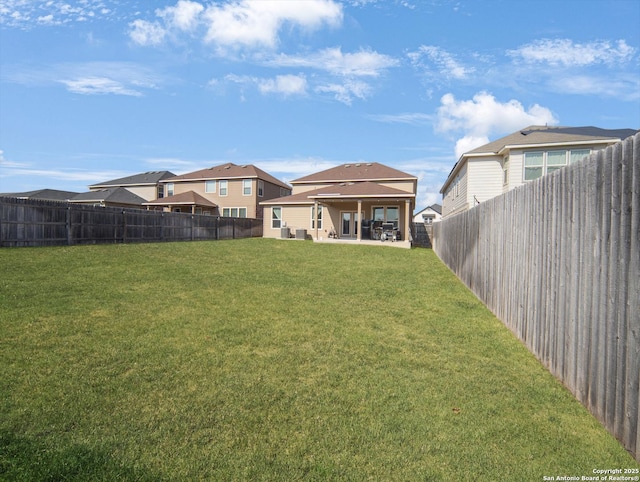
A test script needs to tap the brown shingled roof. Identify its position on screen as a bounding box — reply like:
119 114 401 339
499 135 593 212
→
143 191 217 207
164 162 290 189
292 162 417 184
260 182 414 205
310 182 414 198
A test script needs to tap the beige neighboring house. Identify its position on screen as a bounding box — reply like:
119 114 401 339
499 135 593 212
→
89 171 176 201
144 163 291 217
413 204 442 225
69 187 147 208
440 125 639 219
260 162 417 247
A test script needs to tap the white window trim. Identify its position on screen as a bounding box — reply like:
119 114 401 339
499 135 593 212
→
272 207 282 229
223 207 247 218
205 180 216 193
219 180 228 196
311 205 322 230
523 148 590 182
243 179 252 196
166 183 174 197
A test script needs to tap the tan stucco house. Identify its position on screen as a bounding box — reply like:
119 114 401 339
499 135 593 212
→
440 125 638 219
260 162 417 247
143 163 291 217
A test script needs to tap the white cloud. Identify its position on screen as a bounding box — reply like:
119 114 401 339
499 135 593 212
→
554 74 640 101
202 0 343 49
59 77 143 96
129 19 167 46
508 39 636 67
408 45 473 80
269 47 398 76
436 92 559 158
158 0 204 31
315 79 371 105
128 0 343 50
367 112 432 125
225 73 307 97
4 61 162 96
1 0 118 28
258 74 307 96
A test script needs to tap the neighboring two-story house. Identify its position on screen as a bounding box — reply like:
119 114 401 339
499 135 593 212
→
89 171 176 201
413 204 442 225
260 162 417 247
440 126 638 219
143 163 291 217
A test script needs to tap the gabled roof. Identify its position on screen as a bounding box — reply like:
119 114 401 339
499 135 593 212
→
0 189 79 201
164 163 291 190
441 125 639 193
69 187 146 205
467 125 638 156
415 204 442 216
90 171 176 188
292 162 417 184
143 191 217 207
261 182 414 205
309 181 414 199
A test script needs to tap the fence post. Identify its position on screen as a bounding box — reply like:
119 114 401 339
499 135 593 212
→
66 206 72 246
122 210 126 244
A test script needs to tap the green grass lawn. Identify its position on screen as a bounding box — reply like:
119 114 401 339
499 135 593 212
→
1 239 637 481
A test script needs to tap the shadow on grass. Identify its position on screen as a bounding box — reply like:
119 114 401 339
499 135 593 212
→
0 430 160 482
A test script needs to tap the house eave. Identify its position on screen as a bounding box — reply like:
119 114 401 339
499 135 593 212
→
292 177 417 185
496 138 620 155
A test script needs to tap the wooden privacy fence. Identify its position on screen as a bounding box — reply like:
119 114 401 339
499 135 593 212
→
433 133 639 461
0 197 263 247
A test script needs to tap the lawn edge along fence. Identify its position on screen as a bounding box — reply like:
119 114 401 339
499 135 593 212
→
433 133 640 462
0 197 263 247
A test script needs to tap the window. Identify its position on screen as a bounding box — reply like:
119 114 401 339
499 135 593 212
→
524 149 591 181
219 180 228 196
372 206 399 228
223 207 247 218
243 179 252 196
524 152 544 181
258 180 264 197
311 205 323 230
280 188 290 197
166 183 174 196
503 156 509 185
546 150 567 174
386 207 399 228
157 185 164 199
205 180 216 193
272 207 282 228
570 149 590 164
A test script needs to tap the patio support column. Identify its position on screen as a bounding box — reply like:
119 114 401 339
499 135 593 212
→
357 200 362 241
404 199 411 242
314 200 319 240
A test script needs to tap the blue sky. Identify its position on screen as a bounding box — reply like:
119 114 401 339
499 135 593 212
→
1 0 639 209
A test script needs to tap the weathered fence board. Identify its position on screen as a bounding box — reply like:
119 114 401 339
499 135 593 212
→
0 198 263 247
433 133 640 461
